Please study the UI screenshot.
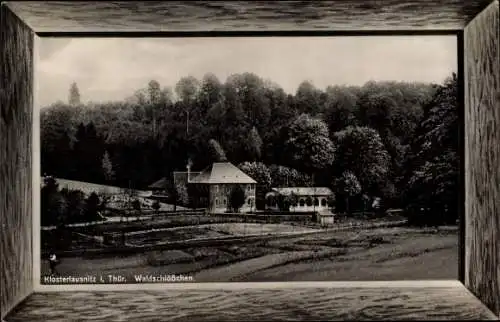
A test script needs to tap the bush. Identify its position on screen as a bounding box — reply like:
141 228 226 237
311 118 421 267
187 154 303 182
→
229 185 246 212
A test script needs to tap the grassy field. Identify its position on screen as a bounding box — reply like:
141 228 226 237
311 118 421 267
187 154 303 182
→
41 225 458 282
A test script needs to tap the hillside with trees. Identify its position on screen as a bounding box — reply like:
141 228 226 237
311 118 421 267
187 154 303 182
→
40 72 459 225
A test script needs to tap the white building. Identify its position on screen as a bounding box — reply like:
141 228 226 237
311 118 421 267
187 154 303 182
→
265 187 334 212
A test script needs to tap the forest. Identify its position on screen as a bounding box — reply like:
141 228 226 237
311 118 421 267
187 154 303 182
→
40 71 459 225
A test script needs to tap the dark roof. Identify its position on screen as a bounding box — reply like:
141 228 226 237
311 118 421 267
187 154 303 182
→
190 162 257 184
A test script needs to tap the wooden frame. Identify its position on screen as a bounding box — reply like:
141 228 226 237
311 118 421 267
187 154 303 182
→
1 1 498 320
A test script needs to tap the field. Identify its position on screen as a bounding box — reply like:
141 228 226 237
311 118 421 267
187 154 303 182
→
41 225 458 282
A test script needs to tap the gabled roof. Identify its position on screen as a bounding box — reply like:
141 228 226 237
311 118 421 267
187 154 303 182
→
190 162 257 184
271 187 333 196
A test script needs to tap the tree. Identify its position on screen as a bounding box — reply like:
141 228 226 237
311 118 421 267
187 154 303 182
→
238 162 272 210
333 126 390 196
175 76 200 104
283 114 335 175
101 150 115 183
229 185 246 212
295 81 321 115
171 183 189 212
268 165 312 188
246 126 263 161
238 162 272 187
132 88 148 105
198 73 223 118
40 103 76 178
277 194 294 211
73 122 105 183
324 86 358 132
147 80 161 105
226 73 271 130
333 171 362 215
60 188 86 223
208 139 228 162
41 176 67 227
404 74 458 226
326 195 336 208
147 80 162 136
357 91 396 132
84 192 101 223
69 82 81 106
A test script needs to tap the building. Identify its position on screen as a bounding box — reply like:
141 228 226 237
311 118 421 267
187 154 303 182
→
265 187 334 212
186 162 257 214
146 177 171 200
317 210 335 226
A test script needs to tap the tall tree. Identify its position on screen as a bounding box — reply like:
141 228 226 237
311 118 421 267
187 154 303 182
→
69 82 81 106
227 73 271 130
198 73 223 119
295 81 321 115
102 150 115 183
246 126 263 161
404 74 459 225
333 171 362 215
40 103 76 177
333 126 390 196
283 113 335 176
229 185 246 213
147 80 161 105
41 177 66 226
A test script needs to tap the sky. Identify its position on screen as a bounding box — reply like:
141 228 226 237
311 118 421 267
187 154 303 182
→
36 36 457 108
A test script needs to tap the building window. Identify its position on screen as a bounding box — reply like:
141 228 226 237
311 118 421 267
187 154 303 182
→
314 198 319 206
299 199 305 207
321 198 327 206
214 185 219 193
223 198 227 205
247 198 253 206
215 198 219 206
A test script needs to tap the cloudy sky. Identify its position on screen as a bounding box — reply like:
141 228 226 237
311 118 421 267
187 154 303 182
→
36 36 457 108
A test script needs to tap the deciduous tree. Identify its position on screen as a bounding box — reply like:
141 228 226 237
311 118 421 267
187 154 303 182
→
284 114 335 175
229 185 246 213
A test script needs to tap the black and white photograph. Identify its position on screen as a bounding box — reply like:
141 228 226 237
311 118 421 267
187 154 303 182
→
38 35 459 284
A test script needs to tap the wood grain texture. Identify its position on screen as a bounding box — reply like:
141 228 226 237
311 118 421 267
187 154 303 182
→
0 4 34 320
4 287 499 321
4 0 494 33
464 0 500 317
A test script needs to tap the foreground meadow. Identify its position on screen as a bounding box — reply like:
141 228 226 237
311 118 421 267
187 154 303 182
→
41 225 458 282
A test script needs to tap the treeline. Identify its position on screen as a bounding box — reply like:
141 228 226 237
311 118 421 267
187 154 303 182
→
41 72 459 225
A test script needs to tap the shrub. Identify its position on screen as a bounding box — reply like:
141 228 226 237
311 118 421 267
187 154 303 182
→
229 185 246 212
